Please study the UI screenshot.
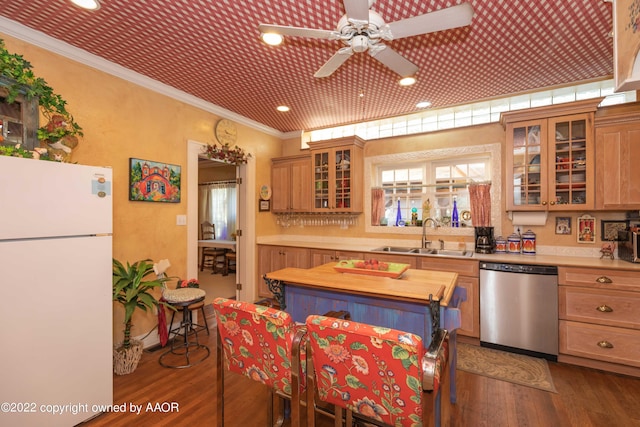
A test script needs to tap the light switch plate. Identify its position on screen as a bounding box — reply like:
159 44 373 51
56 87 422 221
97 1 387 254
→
176 214 187 226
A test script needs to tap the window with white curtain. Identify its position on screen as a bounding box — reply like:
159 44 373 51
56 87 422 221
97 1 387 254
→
198 181 237 240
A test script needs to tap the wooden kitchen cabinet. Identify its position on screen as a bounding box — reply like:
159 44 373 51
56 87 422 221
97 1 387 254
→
257 245 310 297
416 256 479 339
271 155 312 212
594 101 640 210
308 136 364 213
502 99 601 211
310 249 364 267
558 266 640 376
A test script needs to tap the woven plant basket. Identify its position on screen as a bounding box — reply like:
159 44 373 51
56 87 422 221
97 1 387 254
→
113 340 143 375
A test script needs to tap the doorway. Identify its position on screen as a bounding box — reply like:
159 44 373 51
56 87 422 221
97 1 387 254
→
197 160 237 302
186 140 256 303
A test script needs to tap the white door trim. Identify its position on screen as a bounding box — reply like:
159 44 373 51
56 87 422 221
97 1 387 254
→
187 140 256 302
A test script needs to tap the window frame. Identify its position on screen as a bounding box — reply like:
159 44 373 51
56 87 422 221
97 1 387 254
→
364 143 503 238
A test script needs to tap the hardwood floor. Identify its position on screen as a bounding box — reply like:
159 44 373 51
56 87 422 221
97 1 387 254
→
83 307 640 427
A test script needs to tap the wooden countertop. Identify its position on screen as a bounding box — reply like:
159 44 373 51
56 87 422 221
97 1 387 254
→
265 262 458 306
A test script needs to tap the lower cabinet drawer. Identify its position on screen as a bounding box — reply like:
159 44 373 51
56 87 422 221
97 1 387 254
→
559 320 640 368
558 267 640 292
559 286 640 330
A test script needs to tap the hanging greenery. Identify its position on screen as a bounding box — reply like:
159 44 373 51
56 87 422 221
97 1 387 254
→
0 38 83 143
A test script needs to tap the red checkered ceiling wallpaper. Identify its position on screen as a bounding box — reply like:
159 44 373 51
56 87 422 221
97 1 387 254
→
0 0 613 133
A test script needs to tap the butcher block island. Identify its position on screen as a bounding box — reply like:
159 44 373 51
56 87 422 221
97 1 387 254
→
264 261 464 402
263 262 462 352
265 262 458 305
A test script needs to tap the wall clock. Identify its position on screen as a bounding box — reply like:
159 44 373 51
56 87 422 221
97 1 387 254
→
215 119 237 145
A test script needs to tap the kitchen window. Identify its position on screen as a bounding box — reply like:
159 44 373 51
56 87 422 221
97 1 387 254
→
376 157 490 227
364 143 502 237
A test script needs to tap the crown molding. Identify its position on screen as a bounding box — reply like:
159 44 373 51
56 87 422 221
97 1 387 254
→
0 16 284 139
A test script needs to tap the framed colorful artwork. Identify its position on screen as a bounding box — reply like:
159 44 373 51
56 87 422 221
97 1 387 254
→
577 214 596 244
601 220 628 241
555 217 571 235
129 158 181 203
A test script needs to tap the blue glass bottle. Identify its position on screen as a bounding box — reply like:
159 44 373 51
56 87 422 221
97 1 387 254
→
451 197 459 227
395 200 402 226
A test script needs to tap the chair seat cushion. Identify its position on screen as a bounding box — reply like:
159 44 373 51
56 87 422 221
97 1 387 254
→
163 287 206 303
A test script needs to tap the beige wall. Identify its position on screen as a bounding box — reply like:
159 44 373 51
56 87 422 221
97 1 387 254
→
1 34 282 342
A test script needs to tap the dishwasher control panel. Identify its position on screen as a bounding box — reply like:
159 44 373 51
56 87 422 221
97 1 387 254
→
480 262 558 275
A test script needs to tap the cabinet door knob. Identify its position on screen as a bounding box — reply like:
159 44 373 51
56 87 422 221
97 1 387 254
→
549 200 555 205
597 340 614 349
541 201 547 206
596 276 613 284
596 304 613 313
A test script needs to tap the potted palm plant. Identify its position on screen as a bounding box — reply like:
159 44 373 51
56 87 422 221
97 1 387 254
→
112 258 171 375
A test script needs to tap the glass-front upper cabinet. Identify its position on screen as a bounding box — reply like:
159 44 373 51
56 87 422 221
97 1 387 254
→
508 120 547 208
502 98 601 211
312 151 330 210
549 115 591 210
309 137 364 213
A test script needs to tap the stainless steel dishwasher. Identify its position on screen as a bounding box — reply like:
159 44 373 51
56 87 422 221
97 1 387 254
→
480 262 558 361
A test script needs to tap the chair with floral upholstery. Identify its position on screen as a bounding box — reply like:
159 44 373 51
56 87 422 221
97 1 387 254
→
305 315 450 427
212 297 307 427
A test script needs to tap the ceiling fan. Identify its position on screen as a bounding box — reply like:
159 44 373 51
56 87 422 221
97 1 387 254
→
258 0 474 79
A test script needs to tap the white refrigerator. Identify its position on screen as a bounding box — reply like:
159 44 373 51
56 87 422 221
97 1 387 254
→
0 156 113 426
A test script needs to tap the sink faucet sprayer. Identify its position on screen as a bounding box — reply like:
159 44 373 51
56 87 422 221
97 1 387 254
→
422 218 438 248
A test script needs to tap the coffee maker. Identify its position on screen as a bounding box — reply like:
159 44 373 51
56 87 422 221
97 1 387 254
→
475 226 495 253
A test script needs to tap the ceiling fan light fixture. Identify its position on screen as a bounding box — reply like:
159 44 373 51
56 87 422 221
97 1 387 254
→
262 33 283 46
351 35 369 53
416 101 432 109
399 76 416 86
69 0 101 10
276 105 290 112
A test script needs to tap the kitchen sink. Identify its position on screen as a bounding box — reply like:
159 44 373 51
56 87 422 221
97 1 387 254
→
411 248 474 257
371 246 473 257
371 246 417 253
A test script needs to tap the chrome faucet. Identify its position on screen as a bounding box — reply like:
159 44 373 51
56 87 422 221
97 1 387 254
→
422 218 438 248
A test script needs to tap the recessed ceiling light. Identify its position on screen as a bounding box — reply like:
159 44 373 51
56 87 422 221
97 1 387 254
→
262 33 283 46
277 105 290 112
70 0 101 10
399 76 416 86
416 101 432 109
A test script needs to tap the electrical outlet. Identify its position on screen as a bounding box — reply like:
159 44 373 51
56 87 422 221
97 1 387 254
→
176 215 187 226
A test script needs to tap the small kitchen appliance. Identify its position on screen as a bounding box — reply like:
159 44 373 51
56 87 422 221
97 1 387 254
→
618 229 639 263
474 226 495 253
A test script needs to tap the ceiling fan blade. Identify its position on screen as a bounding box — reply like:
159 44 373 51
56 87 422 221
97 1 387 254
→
343 0 370 24
369 45 418 77
314 48 354 78
259 24 338 40
386 2 473 40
